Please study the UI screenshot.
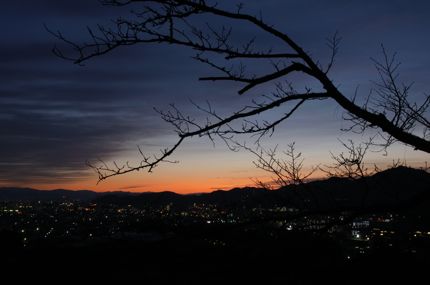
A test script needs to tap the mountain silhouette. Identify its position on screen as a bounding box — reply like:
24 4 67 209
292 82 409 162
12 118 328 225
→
95 166 430 212
0 188 135 201
0 188 98 201
2 167 429 213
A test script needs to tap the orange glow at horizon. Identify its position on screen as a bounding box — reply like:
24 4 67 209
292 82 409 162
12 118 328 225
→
2 142 428 194
10 158 429 194
4 160 429 194
0 167 333 194
7 175 263 194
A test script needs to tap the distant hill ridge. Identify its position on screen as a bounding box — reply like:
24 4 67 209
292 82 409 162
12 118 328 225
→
1 167 429 211
0 188 134 201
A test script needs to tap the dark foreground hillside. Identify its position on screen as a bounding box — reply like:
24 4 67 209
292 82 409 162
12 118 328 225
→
1 226 429 284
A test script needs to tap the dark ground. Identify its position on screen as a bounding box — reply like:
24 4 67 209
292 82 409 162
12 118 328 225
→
1 228 429 284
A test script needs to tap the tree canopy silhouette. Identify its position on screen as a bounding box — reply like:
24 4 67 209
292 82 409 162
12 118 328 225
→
49 0 430 182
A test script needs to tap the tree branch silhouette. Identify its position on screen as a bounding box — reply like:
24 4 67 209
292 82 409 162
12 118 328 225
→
321 139 375 180
49 0 430 182
236 141 318 189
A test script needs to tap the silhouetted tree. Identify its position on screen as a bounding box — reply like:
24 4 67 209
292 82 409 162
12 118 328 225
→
235 141 317 189
49 0 430 181
321 139 375 180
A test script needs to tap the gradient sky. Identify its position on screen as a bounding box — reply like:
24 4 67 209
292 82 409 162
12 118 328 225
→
1 0 429 193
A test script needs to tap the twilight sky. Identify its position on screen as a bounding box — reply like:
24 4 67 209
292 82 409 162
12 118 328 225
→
1 0 429 193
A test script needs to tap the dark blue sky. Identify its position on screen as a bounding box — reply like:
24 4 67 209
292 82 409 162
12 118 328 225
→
1 1 429 191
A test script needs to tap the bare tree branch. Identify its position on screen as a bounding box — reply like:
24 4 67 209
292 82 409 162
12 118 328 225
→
49 0 430 181
321 139 375 180
344 46 430 151
237 141 318 188
89 92 327 181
